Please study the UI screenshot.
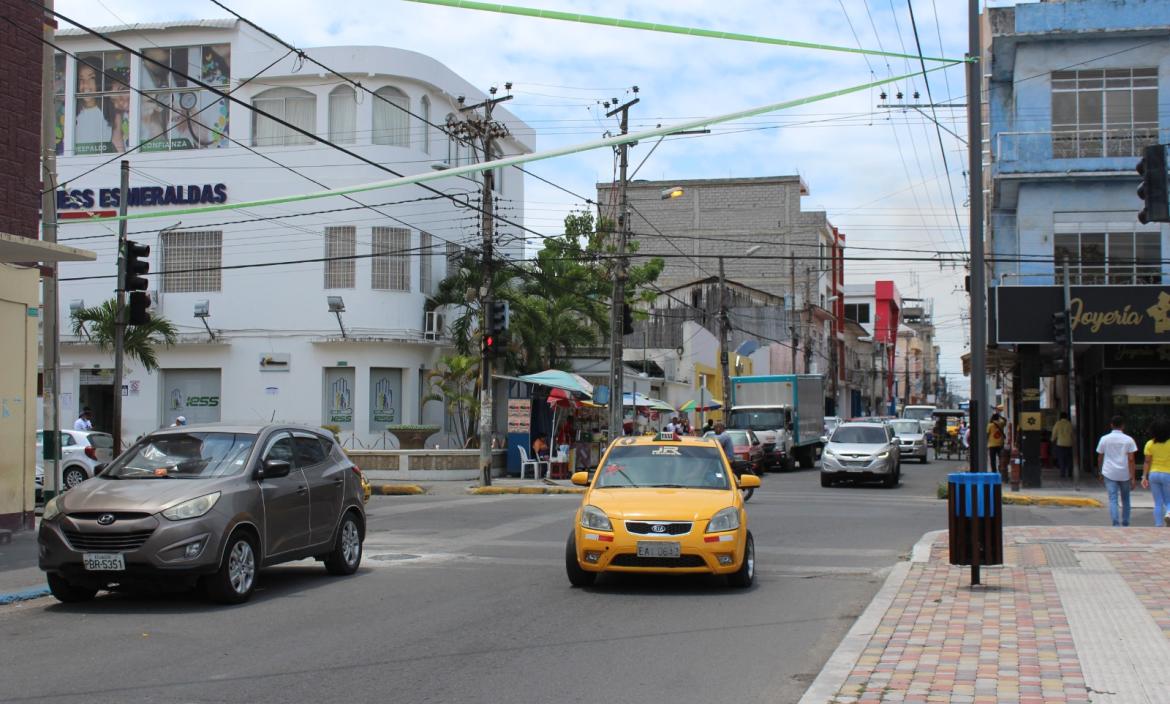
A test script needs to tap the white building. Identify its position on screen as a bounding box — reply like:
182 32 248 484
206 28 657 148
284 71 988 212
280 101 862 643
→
48 20 533 448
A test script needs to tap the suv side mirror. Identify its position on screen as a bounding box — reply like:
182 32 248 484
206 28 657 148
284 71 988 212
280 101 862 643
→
257 458 292 480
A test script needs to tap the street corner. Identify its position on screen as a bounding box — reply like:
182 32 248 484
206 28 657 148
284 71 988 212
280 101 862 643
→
0 587 51 606
1002 494 1103 508
466 485 585 496
369 483 427 496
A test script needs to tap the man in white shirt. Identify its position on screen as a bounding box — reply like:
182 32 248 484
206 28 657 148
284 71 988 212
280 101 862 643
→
1096 415 1138 527
73 408 93 431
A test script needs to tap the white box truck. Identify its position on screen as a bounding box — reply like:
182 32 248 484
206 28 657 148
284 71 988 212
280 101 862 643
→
728 375 825 471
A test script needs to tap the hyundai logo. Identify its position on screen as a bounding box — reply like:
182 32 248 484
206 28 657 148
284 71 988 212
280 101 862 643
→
651 524 667 533
97 513 116 526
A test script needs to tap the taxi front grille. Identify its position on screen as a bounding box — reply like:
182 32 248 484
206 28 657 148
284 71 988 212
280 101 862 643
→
625 521 692 536
611 554 706 568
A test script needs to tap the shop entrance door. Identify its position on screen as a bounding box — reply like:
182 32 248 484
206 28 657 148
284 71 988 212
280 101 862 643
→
78 369 115 433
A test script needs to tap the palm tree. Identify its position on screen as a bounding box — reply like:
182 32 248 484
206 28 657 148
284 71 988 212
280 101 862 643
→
422 354 480 447
70 298 179 372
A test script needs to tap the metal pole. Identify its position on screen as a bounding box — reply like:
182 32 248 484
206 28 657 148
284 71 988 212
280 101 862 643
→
111 160 129 455
789 255 797 373
718 256 732 414
607 97 637 439
40 0 62 501
1063 258 1078 490
477 108 497 487
967 0 987 472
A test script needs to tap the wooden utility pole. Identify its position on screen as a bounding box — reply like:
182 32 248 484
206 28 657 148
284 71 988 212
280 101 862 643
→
607 94 639 438
718 256 732 413
789 255 798 373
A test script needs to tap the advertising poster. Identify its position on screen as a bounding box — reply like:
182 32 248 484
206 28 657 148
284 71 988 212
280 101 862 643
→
162 369 221 426
368 368 403 432
323 367 355 428
140 44 231 152
507 399 531 433
74 51 130 155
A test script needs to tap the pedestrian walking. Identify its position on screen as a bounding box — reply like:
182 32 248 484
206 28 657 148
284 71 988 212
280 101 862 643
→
73 407 94 431
1139 417 1170 526
986 413 1006 473
1052 412 1074 478
712 421 736 463
1096 415 1137 527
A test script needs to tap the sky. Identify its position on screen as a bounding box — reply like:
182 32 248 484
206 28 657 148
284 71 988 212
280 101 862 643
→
55 0 987 390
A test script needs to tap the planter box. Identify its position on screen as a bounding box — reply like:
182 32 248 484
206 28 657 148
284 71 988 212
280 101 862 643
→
386 427 440 450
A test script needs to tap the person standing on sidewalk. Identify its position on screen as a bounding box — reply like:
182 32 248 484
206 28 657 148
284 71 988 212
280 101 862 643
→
1052 412 1074 478
986 413 1006 473
1096 415 1137 527
1139 417 1170 526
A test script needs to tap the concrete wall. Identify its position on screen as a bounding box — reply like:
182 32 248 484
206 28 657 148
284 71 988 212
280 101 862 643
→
0 265 39 530
0 1 42 242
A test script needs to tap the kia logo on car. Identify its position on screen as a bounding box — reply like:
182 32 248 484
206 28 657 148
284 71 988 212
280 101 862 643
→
97 513 116 526
651 524 666 533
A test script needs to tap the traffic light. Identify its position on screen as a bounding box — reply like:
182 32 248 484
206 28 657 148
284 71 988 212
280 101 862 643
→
1052 310 1070 347
123 240 151 325
484 300 509 354
622 303 634 336
1136 144 1169 224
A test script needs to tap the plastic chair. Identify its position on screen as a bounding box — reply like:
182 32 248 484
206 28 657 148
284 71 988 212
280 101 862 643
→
518 447 549 479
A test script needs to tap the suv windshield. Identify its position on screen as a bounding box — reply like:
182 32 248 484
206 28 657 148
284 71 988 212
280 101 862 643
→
831 426 889 445
890 420 921 435
104 432 257 479
727 409 786 432
595 444 730 490
902 407 934 421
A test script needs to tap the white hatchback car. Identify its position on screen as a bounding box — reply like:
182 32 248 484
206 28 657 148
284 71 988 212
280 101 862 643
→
35 429 115 495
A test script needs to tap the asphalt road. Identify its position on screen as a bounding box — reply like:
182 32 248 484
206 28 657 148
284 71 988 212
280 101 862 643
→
0 458 1107 704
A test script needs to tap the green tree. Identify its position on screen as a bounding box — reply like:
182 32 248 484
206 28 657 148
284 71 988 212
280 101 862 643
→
422 354 480 448
70 298 179 372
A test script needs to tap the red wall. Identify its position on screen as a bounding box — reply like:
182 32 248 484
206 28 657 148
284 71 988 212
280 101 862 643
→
873 280 901 401
0 0 44 240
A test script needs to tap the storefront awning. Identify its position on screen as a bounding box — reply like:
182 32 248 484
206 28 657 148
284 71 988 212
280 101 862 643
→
0 232 95 263
500 369 594 397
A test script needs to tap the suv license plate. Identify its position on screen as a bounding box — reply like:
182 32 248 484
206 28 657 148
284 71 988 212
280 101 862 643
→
636 541 680 558
83 553 125 571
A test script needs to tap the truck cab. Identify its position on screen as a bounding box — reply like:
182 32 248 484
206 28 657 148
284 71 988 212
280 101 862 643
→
726 406 793 471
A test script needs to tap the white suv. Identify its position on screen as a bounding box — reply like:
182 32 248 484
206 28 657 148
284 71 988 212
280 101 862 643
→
34 429 115 496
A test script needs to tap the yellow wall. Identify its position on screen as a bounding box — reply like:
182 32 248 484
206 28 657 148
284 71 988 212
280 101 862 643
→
0 264 38 531
692 359 754 425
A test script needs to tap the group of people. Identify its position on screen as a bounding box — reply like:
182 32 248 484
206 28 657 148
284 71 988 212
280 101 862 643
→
1095 415 1170 528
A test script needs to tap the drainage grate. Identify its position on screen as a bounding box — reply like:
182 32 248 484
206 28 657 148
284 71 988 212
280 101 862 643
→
369 553 421 562
1043 542 1081 568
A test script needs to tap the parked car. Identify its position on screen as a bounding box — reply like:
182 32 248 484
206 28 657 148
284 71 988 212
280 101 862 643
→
889 419 929 464
566 433 760 588
35 429 115 495
820 421 901 488
38 423 366 604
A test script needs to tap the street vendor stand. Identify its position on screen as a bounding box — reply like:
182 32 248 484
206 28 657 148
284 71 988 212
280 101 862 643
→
501 370 597 476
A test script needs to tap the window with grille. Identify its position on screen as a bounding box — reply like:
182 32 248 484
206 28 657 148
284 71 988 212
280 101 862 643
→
1051 68 1158 159
324 226 355 289
420 232 433 295
372 227 411 291
160 230 222 292
1053 230 1162 285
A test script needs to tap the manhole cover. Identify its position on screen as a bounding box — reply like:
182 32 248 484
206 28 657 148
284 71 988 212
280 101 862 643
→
370 553 421 562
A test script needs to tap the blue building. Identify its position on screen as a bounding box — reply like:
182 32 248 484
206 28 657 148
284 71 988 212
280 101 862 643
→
985 0 1170 485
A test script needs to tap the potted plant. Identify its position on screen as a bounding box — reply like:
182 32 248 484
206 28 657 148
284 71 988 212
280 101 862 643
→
387 424 440 450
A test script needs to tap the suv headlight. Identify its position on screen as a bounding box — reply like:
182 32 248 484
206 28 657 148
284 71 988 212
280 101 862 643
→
823 447 836 458
580 505 612 531
706 507 741 533
876 451 890 459
42 496 63 521
161 492 220 521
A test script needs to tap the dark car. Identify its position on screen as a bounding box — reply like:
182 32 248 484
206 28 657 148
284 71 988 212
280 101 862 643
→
38 424 366 604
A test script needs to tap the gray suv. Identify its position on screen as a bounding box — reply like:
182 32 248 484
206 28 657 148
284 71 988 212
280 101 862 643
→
38 424 366 604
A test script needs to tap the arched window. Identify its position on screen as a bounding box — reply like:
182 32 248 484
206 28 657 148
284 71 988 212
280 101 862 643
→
253 87 316 146
372 86 409 147
328 85 357 144
419 95 432 154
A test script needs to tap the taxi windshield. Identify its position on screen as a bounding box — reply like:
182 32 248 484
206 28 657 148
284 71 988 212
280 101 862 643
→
595 444 730 490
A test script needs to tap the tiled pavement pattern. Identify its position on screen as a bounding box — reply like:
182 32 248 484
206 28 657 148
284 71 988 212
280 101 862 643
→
825 527 1170 703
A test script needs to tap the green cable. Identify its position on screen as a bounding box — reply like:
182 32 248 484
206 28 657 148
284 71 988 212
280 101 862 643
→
405 0 967 64
59 64 959 226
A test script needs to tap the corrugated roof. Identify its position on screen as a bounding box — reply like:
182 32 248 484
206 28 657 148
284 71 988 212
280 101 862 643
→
58 18 236 37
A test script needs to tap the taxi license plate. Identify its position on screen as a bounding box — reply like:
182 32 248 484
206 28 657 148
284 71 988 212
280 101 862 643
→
636 541 680 558
82 553 125 571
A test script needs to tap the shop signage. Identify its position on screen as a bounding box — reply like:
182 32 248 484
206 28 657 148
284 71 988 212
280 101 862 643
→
259 353 290 371
56 183 227 211
995 285 1170 345
507 399 531 433
1103 345 1170 369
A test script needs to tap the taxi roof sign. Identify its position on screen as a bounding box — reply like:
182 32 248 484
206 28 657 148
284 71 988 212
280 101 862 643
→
655 431 681 442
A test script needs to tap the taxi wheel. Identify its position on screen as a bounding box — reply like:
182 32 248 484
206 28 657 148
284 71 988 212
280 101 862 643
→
728 531 755 588
565 532 596 588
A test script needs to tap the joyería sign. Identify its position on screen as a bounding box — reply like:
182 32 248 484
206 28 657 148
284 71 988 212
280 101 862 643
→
995 285 1170 344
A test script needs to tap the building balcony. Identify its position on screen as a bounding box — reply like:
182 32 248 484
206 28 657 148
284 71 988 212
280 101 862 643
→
993 127 1164 177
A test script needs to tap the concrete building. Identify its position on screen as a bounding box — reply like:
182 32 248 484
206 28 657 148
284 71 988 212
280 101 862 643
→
984 0 1170 485
895 298 941 407
843 281 903 415
47 20 534 449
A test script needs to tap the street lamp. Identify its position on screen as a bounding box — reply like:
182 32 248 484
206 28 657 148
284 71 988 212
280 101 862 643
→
193 299 215 341
660 185 684 200
327 296 347 339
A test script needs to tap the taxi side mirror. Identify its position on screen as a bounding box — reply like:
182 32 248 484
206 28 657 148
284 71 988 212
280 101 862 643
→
570 471 590 486
737 474 761 489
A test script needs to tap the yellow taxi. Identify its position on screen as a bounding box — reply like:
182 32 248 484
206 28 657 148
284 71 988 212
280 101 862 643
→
565 432 761 588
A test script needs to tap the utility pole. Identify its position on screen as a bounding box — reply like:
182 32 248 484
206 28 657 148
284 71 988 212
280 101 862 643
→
111 160 130 455
449 87 512 486
1062 258 1078 489
607 92 639 438
789 255 798 373
803 267 813 373
717 256 732 413
40 0 62 499
967 0 988 471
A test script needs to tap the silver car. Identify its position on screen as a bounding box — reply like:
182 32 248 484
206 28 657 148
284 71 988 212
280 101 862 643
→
38 424 366 604
820 421 901 488
888 419 930 464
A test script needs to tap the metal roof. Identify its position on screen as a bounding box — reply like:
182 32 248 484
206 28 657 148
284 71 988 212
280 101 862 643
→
58 19 236 37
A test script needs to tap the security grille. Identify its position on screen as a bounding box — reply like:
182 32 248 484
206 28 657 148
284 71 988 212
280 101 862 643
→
324 226 355 289
372 227 410 291
160 230 222 292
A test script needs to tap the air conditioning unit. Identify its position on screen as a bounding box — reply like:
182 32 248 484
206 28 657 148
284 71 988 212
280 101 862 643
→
424 310 444 341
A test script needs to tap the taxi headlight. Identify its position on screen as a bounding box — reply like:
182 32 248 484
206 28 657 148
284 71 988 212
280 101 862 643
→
580 505 612 531
161 492 220 521
42 496 63 521
706 507 741 533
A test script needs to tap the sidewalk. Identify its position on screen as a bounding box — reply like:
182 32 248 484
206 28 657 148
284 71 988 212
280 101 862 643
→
1004 479 1154 509
800 526 1170 703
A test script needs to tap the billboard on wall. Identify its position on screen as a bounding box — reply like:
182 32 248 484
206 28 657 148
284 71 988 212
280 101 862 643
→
323 367 355 429
368 368 402 433
995 285 1170 345
162 369 221 426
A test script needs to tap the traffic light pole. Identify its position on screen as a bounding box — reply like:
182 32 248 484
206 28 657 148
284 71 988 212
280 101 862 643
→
111 160 130 455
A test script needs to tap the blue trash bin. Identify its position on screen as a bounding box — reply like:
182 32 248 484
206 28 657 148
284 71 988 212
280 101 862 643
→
947 472 1003 571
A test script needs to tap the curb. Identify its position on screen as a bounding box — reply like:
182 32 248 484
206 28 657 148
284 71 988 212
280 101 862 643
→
369 484 426 496
1002 494 1102 508
466 486 586 495
797 530 941 704
0 587 50 606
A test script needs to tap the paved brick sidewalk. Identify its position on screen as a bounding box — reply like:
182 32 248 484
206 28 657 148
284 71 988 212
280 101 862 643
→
802 526 1170 703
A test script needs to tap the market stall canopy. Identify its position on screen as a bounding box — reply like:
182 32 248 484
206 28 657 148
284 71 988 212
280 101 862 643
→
622 393 674 412
546 387 578 408
677 398 723 413
509 370 594 397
